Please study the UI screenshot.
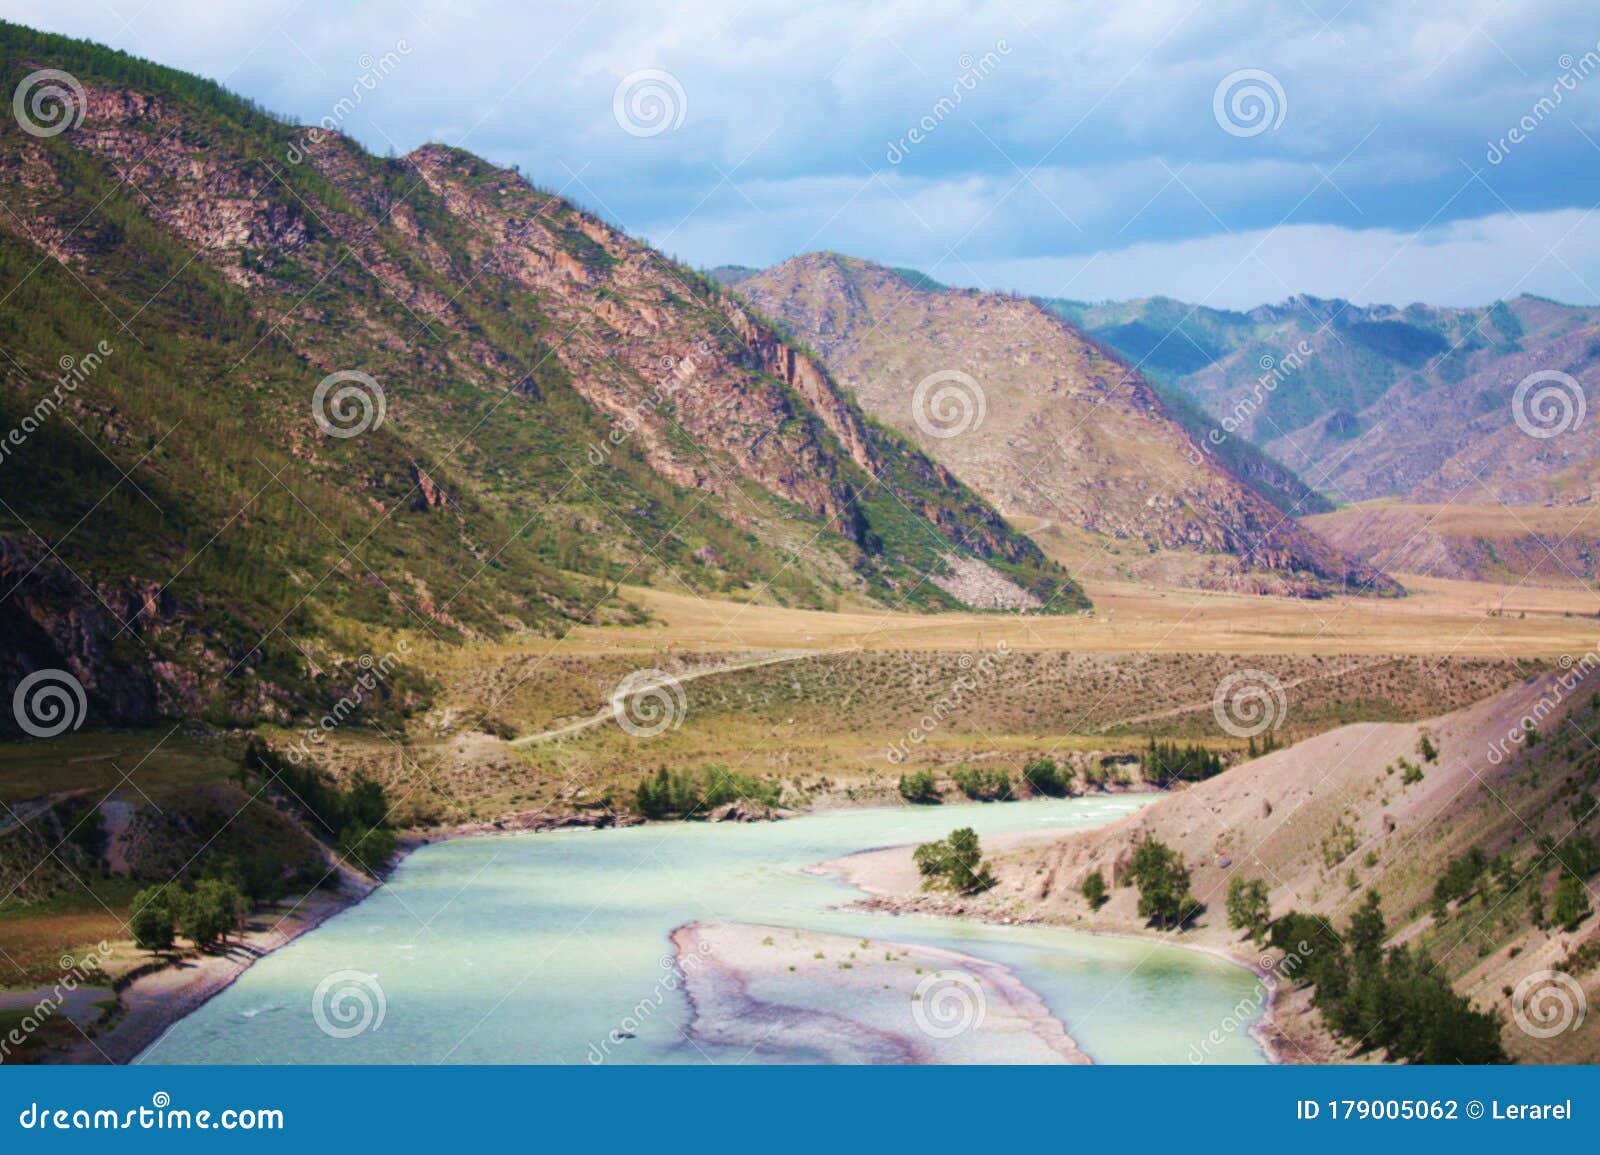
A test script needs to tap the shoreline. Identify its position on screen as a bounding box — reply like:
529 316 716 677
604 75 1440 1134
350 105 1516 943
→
39 793 1188 1066
41 802 715 1064
814 838 1304 1065
49 870 374 1065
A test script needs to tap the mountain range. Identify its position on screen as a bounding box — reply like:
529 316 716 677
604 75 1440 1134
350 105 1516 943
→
0 22 1078 733
723 254 1393 597
1047 293 1600 508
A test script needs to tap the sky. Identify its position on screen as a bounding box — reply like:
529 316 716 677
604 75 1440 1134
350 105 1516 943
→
8 0 1600 308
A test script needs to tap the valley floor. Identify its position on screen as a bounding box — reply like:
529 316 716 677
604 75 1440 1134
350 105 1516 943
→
504 574 1598 657
3 577 1595 1064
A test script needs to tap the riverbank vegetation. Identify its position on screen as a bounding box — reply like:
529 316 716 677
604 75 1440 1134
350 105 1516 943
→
914 827 997 894
1268 891 1508 1064
1140 739 1225 784
633 765 784 818
241 741 397 872
1125 837 1203 929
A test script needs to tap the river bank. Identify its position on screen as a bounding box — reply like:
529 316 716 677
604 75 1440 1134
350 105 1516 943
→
37 869 374 1065
39 793 1264 1065
815 830 1357 1065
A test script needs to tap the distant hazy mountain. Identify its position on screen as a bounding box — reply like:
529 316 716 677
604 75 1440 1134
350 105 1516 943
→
1044 293 1600 506
0 23 1081 732
728 254 1394 598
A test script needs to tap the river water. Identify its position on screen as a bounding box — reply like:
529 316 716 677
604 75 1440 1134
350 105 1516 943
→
137 796 1266 1064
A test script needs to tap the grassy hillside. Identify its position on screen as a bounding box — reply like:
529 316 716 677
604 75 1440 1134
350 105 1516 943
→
0 23 1080 735
1303 501 1600 588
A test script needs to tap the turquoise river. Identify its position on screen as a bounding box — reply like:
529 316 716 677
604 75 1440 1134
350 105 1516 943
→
137 795 1267 1064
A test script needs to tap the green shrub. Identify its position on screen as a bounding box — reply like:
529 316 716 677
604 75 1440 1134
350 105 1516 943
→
635 765 784 817
1126 837 1201 930
952 765 1011 801
1142 738 1225 784
1022 757 1071 797
897 769 941 804
1226 876 1271 942
1554 874 1593 932
913 827 996 894
178 879 243 950
1081 869 1108 910
129 887 176 954
1270 893 1507 1064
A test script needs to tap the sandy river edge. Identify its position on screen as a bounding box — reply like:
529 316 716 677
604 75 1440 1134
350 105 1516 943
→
812 832 1303 1065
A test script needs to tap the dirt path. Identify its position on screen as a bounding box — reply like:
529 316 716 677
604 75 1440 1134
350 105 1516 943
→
1115 657 1394 728
508 649 837 746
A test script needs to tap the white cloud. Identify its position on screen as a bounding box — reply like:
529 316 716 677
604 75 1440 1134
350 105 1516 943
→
944 207 1600 308
13 0 1600 305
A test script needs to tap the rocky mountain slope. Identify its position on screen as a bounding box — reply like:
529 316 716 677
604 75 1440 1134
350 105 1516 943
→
1049 293 1600 506
729 254 1392 597
0 26 1084 733
1303 502 1600 588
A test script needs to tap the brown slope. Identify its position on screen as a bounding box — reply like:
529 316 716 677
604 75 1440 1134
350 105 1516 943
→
1302 501 1600 589
840 671 1600 1062
734 254 1396 598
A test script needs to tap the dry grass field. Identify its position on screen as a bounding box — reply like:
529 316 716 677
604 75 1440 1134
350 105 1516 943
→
268 573 1587 826
470 575 1599 659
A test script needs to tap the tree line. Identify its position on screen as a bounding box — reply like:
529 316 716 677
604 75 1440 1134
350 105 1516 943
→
634 765 783 818
130 743 403 955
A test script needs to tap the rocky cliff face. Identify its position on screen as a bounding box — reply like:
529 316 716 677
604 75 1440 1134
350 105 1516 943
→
0 25 1080 730
733 254 1395 597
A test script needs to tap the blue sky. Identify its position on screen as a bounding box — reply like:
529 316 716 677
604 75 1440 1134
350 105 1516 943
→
10 0 1600 307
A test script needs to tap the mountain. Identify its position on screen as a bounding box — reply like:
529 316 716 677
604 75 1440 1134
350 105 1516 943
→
0 23 1081 734
727 254 1393 597
1302 502 1600 588
1047 293 1600 506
